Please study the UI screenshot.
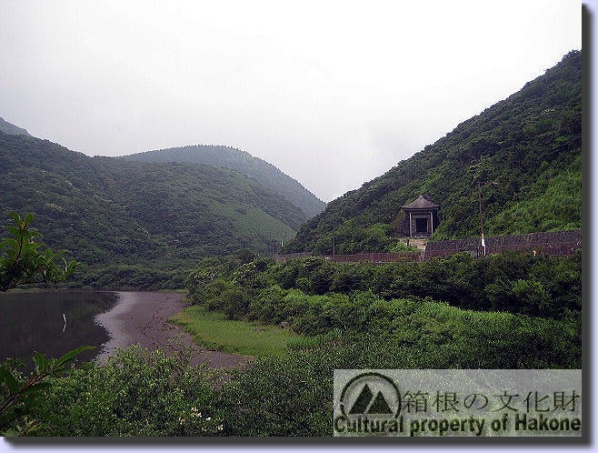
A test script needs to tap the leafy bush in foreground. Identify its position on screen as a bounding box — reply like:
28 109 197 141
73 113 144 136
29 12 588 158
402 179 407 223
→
31 346 223 436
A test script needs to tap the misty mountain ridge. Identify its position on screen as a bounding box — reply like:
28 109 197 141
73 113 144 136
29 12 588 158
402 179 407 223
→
0 117 326 220
0 117 31 137
0 130 307 284
122 145 326 219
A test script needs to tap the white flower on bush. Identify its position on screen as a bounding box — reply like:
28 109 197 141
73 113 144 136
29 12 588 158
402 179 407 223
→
178 406 223 434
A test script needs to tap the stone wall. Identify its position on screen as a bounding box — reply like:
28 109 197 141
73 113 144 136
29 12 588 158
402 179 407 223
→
423 230 582 260
326 252 421 263
275 231 582 263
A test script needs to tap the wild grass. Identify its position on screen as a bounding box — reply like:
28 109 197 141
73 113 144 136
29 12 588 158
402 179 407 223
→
169 306 300 358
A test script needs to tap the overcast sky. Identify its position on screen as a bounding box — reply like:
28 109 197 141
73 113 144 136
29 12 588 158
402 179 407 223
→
0 0 581 202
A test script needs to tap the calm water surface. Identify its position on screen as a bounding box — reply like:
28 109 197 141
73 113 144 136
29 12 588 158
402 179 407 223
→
0 291 119 369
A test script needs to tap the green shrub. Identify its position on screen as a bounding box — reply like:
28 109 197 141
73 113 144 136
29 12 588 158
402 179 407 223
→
220 288 250 320
32 346 223 436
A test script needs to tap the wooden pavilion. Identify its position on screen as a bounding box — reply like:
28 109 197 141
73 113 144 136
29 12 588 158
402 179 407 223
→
396 195 439 238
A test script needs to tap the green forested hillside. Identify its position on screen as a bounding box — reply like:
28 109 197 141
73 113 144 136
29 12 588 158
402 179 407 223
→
285 51 582 254
0 132 305 286
122 145 326 219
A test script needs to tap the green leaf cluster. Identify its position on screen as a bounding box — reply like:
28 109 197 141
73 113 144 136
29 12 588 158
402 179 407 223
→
1 346 93 435
0 212 77 292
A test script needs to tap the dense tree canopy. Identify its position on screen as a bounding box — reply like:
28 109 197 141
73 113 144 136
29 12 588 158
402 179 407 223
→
122 144 326 219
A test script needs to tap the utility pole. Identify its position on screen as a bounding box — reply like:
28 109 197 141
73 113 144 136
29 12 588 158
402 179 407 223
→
476 181 498 257
332 234 336 257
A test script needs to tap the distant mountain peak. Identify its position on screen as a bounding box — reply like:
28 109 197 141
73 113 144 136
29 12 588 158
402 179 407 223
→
122 144 326 219
0 117 31 137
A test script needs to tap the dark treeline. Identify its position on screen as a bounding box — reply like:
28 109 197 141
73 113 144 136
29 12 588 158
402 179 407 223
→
188 251 581 322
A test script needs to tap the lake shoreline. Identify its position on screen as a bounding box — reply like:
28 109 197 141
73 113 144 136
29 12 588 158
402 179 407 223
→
94 291 252 370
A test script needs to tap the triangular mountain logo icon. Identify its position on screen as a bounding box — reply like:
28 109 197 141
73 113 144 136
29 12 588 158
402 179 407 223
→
348 384 393 415
368 391 393 414
349 384 373 414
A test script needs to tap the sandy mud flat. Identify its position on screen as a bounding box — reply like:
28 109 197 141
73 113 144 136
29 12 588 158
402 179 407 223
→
95 292 251 369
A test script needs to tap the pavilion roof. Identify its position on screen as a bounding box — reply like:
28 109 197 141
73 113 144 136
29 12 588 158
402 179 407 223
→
401 195 439 210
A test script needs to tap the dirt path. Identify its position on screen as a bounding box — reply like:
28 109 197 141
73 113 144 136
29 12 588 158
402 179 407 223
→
94 292 252 369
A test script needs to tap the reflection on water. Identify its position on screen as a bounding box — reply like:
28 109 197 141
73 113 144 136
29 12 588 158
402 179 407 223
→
0 291 119 370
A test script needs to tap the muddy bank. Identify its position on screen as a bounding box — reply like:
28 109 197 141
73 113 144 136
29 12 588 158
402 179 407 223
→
94 292 252 369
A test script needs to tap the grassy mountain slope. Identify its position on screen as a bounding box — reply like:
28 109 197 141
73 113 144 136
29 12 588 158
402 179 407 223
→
122 145 326 219
285 51 582 254
0 132 304 273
